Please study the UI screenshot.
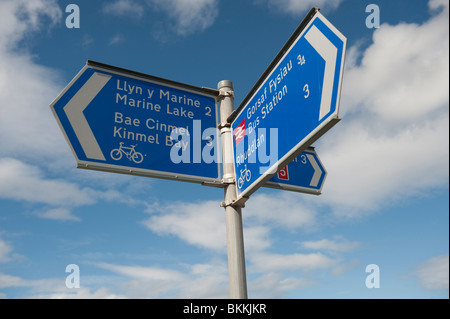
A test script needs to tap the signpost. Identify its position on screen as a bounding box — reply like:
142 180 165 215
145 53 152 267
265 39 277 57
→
50 8 346 300
230 8 346 205
50 60 221 184
265 147 327 195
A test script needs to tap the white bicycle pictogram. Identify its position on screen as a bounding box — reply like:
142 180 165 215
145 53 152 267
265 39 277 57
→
237 164 251 189
110 142 144 164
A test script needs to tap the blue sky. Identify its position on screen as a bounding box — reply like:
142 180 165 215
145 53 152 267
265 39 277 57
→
0 0 448 299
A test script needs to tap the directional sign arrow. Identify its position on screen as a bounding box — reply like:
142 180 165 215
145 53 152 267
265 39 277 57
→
230 8 346 204
64 72 111 161
306 153 322 187
304 25 338 121
265 147 327 194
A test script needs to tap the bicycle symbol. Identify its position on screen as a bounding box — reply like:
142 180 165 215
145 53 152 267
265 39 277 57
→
237 164 251 189
110 142 144 164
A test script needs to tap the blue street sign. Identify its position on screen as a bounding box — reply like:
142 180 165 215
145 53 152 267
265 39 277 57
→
50 61 221 183
231 9 346 203
265 148 327 194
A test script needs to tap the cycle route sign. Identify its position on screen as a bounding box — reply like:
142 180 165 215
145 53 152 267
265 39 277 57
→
50 61 221 184
265 147 327 194
230 9 346 204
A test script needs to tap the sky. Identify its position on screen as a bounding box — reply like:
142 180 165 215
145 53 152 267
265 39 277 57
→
0 0 448 299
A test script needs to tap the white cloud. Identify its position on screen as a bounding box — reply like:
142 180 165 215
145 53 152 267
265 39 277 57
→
96 262 186 281
177 262 229 298
315 0 449 218
342 2 449 124
0 0 62 49
301 238 360 253
140 196 362 297
143 200 226 251
0 0 446 300
249 272 316 298
330 259 360 276
95 261 229 298
81 34 94 48
429 0 450 12
244 192 317 230
32 287 125 299
256 0 343 16
0 0 70 167
0 272 27 289
0 0 157 226
0 158 151 221
36 207 81 222
0 239 14 263
142 199 273 252
415 254 449 290
150 0 218 36
250 252 336 273
0 158 95 207
319 115 449 216
109 34 125 46
0 235 25 264
102 0 145 19
0 51 67 163
92 256 342 298
0 272 125 298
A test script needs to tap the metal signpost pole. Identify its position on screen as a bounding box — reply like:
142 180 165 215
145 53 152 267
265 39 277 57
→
218 80 248 299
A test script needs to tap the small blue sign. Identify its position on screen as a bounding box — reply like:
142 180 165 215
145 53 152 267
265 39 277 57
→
265 148 327 194
50 61 220 183
231 11 346 201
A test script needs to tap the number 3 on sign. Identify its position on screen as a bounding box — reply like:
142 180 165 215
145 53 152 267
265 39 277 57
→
303 84 310 98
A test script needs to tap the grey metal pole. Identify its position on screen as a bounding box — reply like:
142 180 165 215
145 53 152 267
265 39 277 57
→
218 80 248 299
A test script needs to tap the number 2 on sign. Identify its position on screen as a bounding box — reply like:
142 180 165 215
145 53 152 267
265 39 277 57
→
303 84 310 98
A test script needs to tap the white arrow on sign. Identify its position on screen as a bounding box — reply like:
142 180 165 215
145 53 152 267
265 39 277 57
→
304 25 338 121
64 72 111 161
306 153 323 187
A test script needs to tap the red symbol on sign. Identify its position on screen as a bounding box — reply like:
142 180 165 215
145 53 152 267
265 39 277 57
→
234 119 246 146
277 166 289 180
